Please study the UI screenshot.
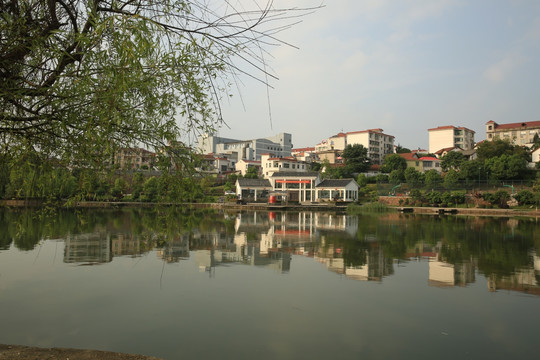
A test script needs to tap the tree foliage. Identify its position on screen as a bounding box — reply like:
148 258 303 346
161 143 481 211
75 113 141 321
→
381 154 406 173
0 0 313 163
440 151 465 172
342 144 370 174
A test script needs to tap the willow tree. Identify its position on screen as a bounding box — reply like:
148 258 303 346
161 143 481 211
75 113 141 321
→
1 0 312 165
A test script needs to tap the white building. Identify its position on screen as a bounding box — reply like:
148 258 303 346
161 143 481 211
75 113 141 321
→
315 129 395 165
428 125 475 154
196 132 293 161
315 179 359 202
261 153 308 179
346 129 395 165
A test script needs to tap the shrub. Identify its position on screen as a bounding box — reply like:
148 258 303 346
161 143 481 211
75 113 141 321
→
514 190 535 205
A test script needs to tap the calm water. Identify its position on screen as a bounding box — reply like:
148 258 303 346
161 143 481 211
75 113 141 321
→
0 207 538 360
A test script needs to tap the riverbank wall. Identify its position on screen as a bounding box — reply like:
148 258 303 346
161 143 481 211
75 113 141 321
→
1 199 539 217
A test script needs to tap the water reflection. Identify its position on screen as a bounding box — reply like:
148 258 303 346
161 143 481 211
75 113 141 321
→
1 207 539 294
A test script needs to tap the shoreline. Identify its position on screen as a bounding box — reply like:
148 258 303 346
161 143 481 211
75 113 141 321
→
1 199 539 218
0 344 162 360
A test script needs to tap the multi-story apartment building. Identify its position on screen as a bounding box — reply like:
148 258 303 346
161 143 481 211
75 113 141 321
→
113 147 155 170
428 126 475 154
347 129 395 165
486 120 540 147
315 129 395 165
196 132 292 162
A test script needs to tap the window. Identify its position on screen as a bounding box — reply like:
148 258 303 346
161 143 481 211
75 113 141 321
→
283 163 290 168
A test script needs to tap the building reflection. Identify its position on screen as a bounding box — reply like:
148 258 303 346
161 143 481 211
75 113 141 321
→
64 232 112 265
487 251 540 295
59 210 540 295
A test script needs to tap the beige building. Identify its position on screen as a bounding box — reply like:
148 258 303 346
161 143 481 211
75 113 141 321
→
315 129 395 165
428 125 475 154
235 159 261 176
486 120 540 147
114 147 155 170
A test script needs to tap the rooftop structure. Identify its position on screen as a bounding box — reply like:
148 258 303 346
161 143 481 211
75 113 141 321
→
486 120 540 147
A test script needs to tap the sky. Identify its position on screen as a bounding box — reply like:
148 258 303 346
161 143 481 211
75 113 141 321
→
209 0 540 150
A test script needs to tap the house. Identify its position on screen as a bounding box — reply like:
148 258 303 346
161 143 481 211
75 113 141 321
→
235 178 272 202
419 156 442 173
270 171 320 203
315 179 359 202
458 148 477 161
291 147 318 163
317 150 343 165
235 159 261 176
486 120 540 147
261 153 308 179
199 154 233 174
397 153 422 172
434 146 462 159
428 125 475 154
397 153 441 173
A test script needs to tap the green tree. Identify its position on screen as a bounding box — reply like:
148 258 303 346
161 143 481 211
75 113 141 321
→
440 151 465 172
245 167 259 179
395 145 411 153
381 154 407 173
424 170 442 189
342 144 371 174
404 167 424 188
485 154 528 180
476 139 510 161
142 176 159 202
389 169 404 185
443 169 460 189
357 173 368 187
1 1 312 164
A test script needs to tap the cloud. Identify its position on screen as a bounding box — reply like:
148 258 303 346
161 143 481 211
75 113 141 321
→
483 53 526 83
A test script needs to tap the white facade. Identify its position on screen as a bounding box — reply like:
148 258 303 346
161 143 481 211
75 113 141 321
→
261 153 308 179
315 179 360 202
347 129 394 165
428 126 475 154
197 132 292 161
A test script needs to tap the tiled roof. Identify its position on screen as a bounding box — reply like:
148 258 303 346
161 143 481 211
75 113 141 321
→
434 146 461 155
236 178 271 187
491 120 540 130
428 125 475 133
292 147 315 152
398 153 419 161
419 156 440 161
270 171 319 178
316 179 358 188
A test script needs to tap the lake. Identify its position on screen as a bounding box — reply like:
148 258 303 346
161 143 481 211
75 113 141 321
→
0 207 538 359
